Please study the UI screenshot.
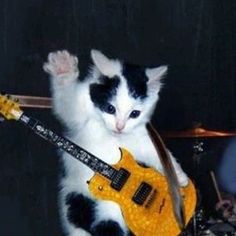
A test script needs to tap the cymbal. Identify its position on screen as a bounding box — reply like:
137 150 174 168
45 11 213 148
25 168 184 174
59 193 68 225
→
162 127 236 138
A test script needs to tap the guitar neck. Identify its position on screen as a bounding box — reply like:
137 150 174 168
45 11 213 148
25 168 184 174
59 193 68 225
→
19 113 117 180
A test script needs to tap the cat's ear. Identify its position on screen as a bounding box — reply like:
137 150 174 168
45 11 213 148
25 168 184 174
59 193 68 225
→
145 66 168 91
91 49 121 78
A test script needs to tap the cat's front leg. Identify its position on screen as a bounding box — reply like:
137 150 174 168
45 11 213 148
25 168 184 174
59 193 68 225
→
43 51 88 129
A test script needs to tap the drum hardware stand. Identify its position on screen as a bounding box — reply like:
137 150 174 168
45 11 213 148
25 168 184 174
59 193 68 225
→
193 141 209 236
192 140 204 178
180 138 206 236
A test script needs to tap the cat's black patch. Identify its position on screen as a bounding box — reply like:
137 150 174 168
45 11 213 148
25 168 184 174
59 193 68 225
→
65 192 95 231
90 75 120 111
91 220 125 236
122 63 148 99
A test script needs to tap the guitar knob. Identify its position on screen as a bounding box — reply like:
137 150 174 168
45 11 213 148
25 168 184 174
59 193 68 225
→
98 186 103 191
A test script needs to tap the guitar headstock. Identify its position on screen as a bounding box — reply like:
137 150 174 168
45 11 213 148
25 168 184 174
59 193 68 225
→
0 94 23 120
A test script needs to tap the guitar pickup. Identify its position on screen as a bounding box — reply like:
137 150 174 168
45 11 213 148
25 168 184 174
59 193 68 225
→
132 182 152 205
110 168 130 191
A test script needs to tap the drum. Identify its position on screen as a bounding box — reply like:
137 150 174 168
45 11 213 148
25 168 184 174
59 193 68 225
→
200 222 236 236
208 223 236 235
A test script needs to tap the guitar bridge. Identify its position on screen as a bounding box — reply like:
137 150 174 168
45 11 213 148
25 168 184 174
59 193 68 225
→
110 168 130 191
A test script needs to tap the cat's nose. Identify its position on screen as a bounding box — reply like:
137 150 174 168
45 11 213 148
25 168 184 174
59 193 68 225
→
116 121 125 132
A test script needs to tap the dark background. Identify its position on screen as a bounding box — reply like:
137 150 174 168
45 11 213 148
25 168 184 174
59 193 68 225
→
0 1 236 235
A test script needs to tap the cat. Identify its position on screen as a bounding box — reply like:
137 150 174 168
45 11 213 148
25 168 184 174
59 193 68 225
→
43 50 189 236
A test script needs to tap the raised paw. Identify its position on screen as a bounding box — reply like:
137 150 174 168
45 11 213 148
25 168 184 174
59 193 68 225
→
43 50 79 78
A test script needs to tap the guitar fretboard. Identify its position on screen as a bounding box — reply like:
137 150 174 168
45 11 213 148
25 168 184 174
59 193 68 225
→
19 114 117 180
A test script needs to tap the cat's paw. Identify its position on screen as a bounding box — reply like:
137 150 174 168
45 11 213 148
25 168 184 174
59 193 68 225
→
43 50 79 79
91 220 125 236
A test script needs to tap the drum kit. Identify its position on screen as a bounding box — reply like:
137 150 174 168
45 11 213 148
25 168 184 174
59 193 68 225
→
2 94 236 236
161 126 236 236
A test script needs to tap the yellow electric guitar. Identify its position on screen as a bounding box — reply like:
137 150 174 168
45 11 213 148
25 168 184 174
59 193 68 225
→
0 94 196 236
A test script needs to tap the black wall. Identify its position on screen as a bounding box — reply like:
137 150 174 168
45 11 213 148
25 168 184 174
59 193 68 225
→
0 1 236 235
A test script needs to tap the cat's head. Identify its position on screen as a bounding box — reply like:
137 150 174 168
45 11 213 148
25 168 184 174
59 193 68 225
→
89 50 167 135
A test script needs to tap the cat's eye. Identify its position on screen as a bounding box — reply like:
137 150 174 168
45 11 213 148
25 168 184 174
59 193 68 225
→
105 104 116 114
129 110 141 119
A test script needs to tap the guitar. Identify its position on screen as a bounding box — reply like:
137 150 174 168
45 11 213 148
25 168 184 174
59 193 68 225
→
0 94 196 236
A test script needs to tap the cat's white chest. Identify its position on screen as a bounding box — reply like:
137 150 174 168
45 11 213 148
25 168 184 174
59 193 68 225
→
73 121 123 165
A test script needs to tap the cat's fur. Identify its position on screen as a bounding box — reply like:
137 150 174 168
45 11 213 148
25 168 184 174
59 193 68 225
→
43 50 188 236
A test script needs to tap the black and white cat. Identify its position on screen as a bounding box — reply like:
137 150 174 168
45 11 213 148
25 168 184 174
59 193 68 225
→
43 50 188 236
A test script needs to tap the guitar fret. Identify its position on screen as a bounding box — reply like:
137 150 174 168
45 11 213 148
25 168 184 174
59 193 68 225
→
19 114 117 180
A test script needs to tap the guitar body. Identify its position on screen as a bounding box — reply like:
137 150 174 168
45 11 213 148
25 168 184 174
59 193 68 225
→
89 148 196 236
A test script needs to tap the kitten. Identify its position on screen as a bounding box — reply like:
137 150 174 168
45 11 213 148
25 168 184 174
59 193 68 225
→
43 50 188 236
